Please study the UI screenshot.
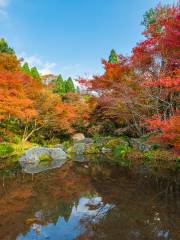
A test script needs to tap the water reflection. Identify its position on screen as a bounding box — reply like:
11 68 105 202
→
0 162 179 240
20 158 67 174
17 197 113 240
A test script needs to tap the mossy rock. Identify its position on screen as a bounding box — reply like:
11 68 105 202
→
39 153 53 162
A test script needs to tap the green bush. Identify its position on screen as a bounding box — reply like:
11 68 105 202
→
113 144 131 159
0 144 14 157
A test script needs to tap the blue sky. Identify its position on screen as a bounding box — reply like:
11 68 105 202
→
0 0 177 78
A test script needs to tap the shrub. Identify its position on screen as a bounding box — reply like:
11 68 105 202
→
113 144 131 159
0 143 14 157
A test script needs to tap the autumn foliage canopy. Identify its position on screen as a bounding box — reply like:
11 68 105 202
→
0 3 179 152
79 4 180 152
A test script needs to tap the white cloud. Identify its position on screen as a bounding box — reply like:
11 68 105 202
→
39 62 57 75
0 0 10 20
21 53 42 66
19 52 57 75
0 0 10 7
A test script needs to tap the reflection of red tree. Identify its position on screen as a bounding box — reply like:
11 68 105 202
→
0 162 94 240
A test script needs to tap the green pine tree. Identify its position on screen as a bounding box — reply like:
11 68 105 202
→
21 62 31 75
108 49 119 64
53 74 66 96
0 38 15 55
65 77 76 93
31 67 40 80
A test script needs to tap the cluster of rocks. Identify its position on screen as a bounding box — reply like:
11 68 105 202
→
19 133 154 173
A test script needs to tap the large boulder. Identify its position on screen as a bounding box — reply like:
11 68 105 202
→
19 147 67 174
20 147 67 164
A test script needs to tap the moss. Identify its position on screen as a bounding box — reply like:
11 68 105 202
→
67 146 75 154
39 153 52 162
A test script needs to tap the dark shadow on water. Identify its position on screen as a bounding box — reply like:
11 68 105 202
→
0 160 179 240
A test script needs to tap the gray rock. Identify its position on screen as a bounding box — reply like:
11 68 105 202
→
54 144 64 149
130 138 152 152
20 147 67 163
19 147 67 173
49 148 67 160
73 143 87 155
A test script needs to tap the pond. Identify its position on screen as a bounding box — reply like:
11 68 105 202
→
0 160 180 240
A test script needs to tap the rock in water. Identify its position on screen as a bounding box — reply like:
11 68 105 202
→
19 147 67 173
20 147 67 163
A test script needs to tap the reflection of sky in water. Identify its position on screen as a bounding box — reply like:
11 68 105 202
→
16 197 113 240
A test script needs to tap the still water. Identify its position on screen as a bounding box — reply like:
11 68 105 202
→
0 161 180 240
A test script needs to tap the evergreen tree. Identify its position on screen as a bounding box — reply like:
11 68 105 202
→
65 77 76 93
21 62 31 75
53 74 66 96
31 67 40 80
108 49 119 64
0 38 15 55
